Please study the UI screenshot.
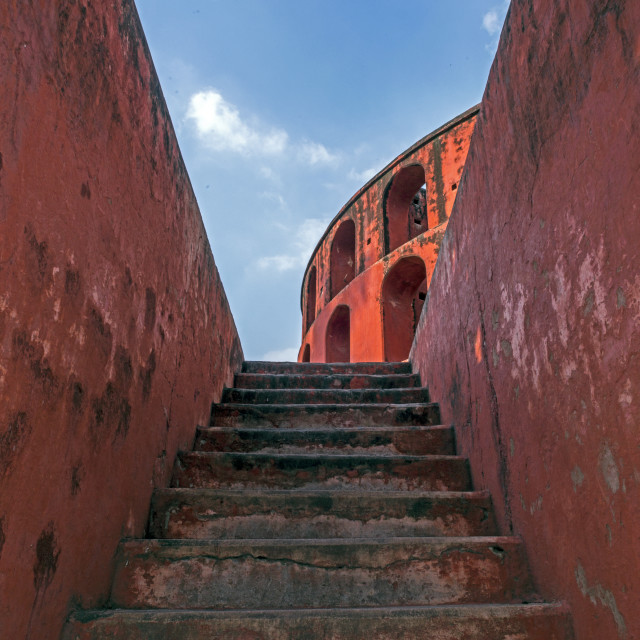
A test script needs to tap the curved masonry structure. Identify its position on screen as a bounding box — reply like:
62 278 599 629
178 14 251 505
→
299 106 478 362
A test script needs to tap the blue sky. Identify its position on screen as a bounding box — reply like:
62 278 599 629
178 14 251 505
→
134 0 508 361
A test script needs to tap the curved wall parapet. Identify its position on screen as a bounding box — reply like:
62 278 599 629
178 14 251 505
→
299 105 479 362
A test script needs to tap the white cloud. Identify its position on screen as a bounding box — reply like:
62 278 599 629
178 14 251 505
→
186 89 288 155
256 255 300 272
298 141 340 167
186 89 339 168
482 2 509 54
482 10 501 35
256 217 330 273
262 346 300 361
259 191 287 210
348 166 378 183
259 166 281 183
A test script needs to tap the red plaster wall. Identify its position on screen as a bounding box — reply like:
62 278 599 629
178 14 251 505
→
300 109 477 362
0 2 243 638
411 1 640 638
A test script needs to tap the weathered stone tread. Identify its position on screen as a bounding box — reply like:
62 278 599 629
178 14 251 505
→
194 424 454 455
64 603 575 640
148 488 497 539
221 387 430 405
172 451 471 491
234 372 421 390
110 536 534 609
242 361 413 375
211 402 441 428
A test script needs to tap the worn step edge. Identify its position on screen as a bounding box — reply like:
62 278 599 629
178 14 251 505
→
172 452 471 491
221 387 431 404
197 425 450 434
64 603 575 640
233 372 422 390
118 535 522 550
152 487 490 499
177 451 465 461
150 488 491 513
194 424 454 455
211 402 441 427
242 361 413 374
213 402 439 412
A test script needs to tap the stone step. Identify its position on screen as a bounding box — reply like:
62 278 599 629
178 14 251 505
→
110 537 534 610
221 387 430 405
172 451 471 491
210 402 441 428
242 361 412 375
234 372 421 390
63 603 575 640
194 425 455 455
148 489 497 539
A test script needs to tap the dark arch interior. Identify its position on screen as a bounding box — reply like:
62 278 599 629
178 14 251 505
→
305 266 317 333
325 305 350 362
384 165 428 255
382 256 427 362
329 219 356 299
302 344 311 362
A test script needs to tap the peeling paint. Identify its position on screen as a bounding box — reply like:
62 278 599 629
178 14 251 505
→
617 287 626 308
575 562 627 638
599 443 620 495
571 466 585 491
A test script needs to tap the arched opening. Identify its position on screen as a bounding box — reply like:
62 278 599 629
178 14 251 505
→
329 219 355 299
325 305 350 362
382 256 427 362
384 164 427 255
305 267 317 333
302 344 311 362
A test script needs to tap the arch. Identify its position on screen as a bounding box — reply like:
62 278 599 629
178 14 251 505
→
325 305 350 362
329 219 355 299
302 344 311 362
305 266 317 333
384 164 427 255
382 256 427 362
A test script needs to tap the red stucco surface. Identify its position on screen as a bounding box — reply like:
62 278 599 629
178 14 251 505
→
0 2 242 638
411 1 640 638
300 108 477 362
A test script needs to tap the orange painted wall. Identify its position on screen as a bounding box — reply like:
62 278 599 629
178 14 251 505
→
411 1 640 638
0 2 242 638
299 107 477 362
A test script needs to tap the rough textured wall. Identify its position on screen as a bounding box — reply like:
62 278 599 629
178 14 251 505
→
0 2 243 638
411 1 640 638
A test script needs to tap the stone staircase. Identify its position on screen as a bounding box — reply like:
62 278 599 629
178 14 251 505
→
63 361 574 639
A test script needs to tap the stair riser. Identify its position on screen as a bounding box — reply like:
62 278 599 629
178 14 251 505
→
110 539 533 609
195 426 455 455
222 388 430 405
234 373 421 390
242 362 412 375
172 453 471 491
63 606 575 640
211 403 441 428
149 492 497 539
